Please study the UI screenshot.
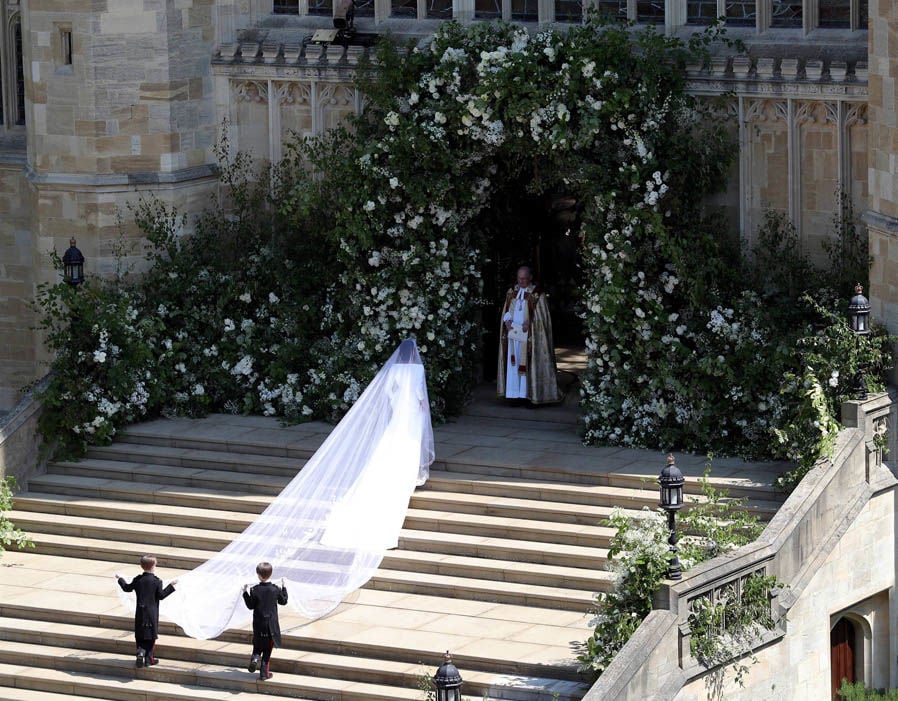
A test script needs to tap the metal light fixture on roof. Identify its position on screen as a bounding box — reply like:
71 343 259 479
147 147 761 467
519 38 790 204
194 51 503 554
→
658 454 684 581
433 651 463 701
62 237 85 286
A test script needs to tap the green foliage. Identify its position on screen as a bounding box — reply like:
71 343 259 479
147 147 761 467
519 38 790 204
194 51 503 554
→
31 17 894 497
417 668 435 701
688 572 779 686
678 466 765 563
773 298 896 489
838 681 898 700
579 467 765 678
34 272 157 458
0 477 33 554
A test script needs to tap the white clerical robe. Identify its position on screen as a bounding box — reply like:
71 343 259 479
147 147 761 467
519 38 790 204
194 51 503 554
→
503 288 528 399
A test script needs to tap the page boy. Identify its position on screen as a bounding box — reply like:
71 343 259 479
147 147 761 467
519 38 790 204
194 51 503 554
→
243 561 288 681
115 554 177 668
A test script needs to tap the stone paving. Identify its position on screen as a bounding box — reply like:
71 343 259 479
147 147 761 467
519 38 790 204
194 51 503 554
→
0 356 789 700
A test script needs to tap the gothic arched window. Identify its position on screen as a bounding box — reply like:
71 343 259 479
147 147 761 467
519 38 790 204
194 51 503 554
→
13 17 23 125
0 8 25 133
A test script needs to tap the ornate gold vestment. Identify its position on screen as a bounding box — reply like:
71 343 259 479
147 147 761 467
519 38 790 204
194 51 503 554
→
496 285 563 404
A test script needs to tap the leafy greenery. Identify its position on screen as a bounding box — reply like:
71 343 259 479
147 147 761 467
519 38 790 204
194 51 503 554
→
0 477 33 555
839 681 898 700
579 468 766 677
31 18 893 496
688 571 779 686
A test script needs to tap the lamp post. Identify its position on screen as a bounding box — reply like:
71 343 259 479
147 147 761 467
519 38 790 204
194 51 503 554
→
433 651 463 701
62 237 85 286
848 283 871 400
658 454 684 581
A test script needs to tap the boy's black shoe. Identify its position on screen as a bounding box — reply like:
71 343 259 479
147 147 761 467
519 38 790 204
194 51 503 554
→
136 651 146 668
149 657 159 666
248 654 261 673
260 661 272 680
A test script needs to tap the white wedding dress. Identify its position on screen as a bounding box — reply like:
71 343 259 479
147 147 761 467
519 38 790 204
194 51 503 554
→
118 339 434 639
321 362 428 551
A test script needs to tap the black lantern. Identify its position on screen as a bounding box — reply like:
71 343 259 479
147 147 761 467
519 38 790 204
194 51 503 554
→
848 283 871 335
62 237 85 286
848 284 871 400
658 454 684 580
433 651 463 701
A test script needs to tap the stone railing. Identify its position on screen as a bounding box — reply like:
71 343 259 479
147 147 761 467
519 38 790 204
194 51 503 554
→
583 389 898 701
0 376 49 488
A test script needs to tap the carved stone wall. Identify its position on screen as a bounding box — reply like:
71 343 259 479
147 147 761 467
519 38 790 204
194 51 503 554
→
224 77 361 163
866 0 898 355
735 97 867 263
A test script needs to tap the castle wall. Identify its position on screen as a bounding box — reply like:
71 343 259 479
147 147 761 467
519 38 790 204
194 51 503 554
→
674 485 896 700
867 0 898 347
0 4 882 408
0 161 34 410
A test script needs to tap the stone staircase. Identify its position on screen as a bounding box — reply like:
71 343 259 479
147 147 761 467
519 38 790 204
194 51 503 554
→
0 397 787 701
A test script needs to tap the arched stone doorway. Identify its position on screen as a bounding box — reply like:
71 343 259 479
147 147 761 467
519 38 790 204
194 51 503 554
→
830 616 858 698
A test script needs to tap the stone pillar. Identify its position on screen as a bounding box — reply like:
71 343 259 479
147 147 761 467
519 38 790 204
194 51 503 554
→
866 1 898 362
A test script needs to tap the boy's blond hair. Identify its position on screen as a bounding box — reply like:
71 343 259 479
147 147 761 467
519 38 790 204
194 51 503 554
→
140 554 157 571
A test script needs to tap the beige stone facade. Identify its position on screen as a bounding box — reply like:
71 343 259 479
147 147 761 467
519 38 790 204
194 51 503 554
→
1 1 898 697
674 488 897 699
0 1 881 411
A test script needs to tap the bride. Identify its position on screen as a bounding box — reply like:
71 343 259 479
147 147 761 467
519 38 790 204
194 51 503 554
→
122 339 434 640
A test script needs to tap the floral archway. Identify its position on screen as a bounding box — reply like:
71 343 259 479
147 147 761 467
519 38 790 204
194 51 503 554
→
38 18 890 482
279 19 735 432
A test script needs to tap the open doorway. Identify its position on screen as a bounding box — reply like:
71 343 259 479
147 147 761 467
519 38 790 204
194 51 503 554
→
476 174 585 392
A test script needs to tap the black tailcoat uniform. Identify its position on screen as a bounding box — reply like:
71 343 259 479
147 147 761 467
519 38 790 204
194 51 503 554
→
118 572 175 647
243 580 288 652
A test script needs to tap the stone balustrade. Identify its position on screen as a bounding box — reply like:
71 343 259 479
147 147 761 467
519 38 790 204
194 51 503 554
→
584 388 898 700
0 376 49 488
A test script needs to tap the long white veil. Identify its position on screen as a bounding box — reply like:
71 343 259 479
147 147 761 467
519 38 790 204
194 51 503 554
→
118 339 434 639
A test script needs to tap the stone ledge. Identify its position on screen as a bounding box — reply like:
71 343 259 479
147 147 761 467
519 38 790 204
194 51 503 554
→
26 164 219 188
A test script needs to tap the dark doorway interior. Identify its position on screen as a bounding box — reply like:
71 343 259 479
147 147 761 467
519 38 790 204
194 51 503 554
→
478 183 585 383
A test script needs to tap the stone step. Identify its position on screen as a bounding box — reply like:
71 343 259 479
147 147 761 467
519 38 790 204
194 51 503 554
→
13 507 610 590
115 417 784 499
0 640 488 701
15 485 625 530
423 473 782 517
118 418 327 458
2 595 584 683
22 532 603 608
40 460 778 527
15 491 608 569
0 689 114 701
86 442 308 477
0 619 585 701
12 496 615 551
12 499 609 589
25 473 273 513
400 529 607 569
47 459 290 496
0 665 288 701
